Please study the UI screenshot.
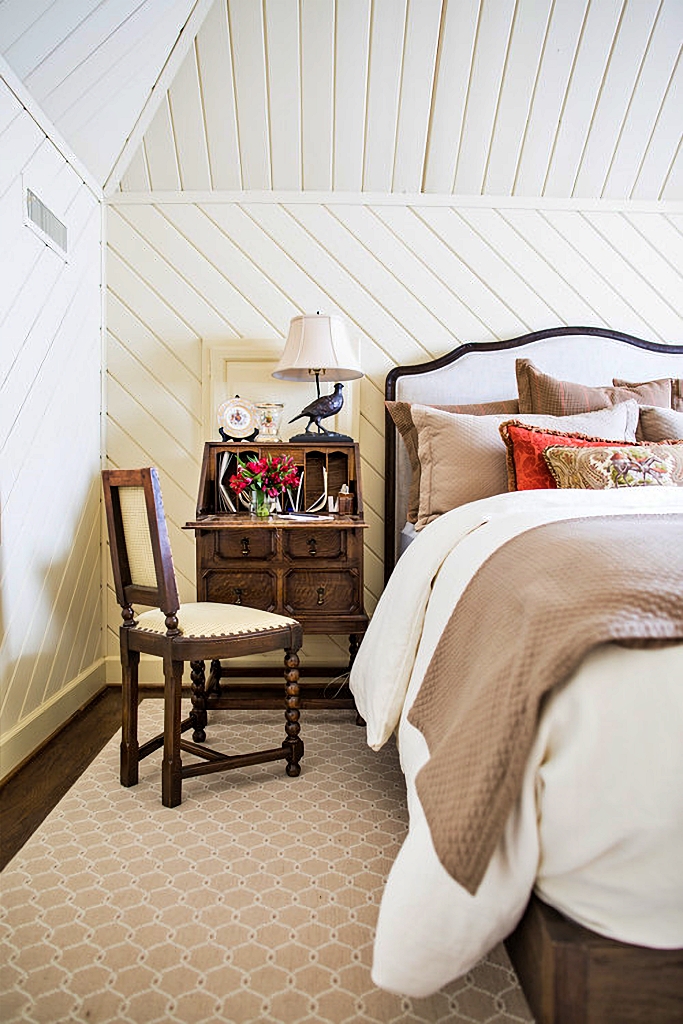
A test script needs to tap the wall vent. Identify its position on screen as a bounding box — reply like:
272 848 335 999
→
25 187 68 257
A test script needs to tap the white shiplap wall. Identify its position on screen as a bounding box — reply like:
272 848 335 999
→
0 75 104 780
105 193 683 672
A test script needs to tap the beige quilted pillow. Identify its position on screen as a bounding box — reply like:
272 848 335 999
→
411 400 639 530
386 398 519 524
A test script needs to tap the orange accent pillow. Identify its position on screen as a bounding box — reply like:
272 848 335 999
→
499 421 628 490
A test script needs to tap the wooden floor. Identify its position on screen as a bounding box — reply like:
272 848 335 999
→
0 687 162 872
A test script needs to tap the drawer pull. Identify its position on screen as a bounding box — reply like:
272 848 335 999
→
316 586 325 606
233 587 244 605
307 537 317 557
241 537 250 557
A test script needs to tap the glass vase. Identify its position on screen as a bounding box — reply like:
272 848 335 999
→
256 403 285 441
250 487 274 517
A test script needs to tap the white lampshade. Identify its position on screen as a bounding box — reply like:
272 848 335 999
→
273 314 363 382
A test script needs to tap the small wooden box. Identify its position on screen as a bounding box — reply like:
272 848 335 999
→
336 492 355 515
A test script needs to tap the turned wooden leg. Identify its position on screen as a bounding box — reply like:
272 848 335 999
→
206 659 223 697
283 648 303 777
189 659 207 742
162 659 184 808
347 634 366 727
348 633 360 670
120 646 140 787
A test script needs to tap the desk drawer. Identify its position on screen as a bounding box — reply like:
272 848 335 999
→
283 529 345 562
283 569 361 617
202 570 277 612
213 530 276 563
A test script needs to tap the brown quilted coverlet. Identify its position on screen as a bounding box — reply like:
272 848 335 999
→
408 514 683 895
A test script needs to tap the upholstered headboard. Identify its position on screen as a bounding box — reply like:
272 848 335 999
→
384 327 683 581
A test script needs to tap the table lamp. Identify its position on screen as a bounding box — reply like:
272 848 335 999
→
273 313 363 442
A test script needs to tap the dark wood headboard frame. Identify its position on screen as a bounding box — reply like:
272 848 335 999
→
384 326 683 584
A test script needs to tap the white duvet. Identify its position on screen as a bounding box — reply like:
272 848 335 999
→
349 488 683 997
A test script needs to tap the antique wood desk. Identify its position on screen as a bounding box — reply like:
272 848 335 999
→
185 440 369 710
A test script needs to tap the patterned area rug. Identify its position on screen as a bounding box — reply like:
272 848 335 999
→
1 703 533 1024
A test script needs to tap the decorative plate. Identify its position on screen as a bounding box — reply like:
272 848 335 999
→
217 397 260 440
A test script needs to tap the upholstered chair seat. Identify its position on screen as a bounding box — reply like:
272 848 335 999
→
134 603 299 638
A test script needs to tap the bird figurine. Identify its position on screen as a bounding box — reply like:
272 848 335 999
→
289 383 345 435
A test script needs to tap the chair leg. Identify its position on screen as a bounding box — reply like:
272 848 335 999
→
189 659 207 743
120 647 140 787
207 659 223 697
283 648 303 777
162 659 184 808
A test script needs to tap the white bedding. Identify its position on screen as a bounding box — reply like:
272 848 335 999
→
349 488 683 997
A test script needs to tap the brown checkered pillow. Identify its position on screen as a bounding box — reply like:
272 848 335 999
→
613 376 683 413
516 358 672 418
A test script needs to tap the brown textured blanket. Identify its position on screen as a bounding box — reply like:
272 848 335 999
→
408 514 683 896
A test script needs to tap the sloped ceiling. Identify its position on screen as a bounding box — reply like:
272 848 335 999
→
2 0 682 200
0 0 201 187
119 0 683 200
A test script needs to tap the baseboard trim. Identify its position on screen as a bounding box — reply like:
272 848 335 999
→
105 653 163 685
0 660 107 782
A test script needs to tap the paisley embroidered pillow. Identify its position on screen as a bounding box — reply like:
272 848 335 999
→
543 443 683 490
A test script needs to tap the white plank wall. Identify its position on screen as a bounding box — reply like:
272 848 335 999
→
0 1 679 755
0 77 103 780
105 195 683 670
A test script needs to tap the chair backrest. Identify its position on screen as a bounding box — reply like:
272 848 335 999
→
102 467 180 624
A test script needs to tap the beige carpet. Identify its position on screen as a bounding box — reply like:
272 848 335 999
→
0 702 533 1024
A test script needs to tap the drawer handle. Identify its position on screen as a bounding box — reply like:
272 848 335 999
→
307 537 317 557
241 537 250 557
233 587 244 605
316 586 325 606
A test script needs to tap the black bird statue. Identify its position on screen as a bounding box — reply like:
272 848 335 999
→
288 383 348 442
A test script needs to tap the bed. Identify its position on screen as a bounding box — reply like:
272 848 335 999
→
349 327 683 1022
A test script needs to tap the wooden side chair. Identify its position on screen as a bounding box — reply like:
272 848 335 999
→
102 467 303 807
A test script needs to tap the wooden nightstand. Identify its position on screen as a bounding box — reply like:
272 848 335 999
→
185 441 369 709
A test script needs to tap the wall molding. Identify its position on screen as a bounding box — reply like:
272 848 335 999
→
0 661 106 782
106 654 159 686
107 190 683 213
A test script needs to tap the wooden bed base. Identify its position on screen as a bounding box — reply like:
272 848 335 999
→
504 895 683 1024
